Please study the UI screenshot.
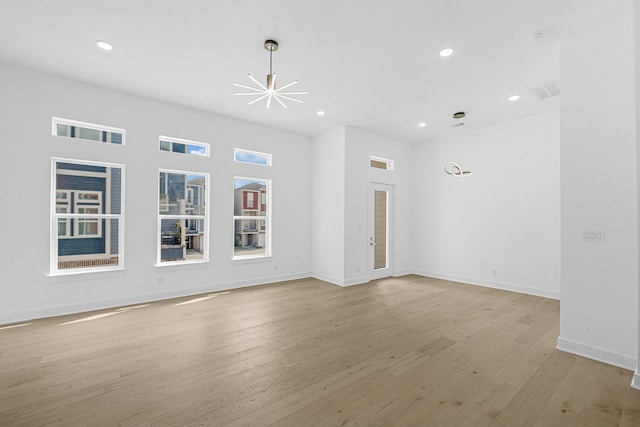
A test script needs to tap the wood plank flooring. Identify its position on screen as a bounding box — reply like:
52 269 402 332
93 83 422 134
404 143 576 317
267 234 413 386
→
1 275 639 426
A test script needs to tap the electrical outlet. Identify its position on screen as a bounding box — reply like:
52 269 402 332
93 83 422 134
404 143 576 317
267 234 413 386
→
582 230 605 242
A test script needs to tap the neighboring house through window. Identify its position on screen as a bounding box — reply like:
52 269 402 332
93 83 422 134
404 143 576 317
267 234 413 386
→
158 170 208 265
233 177 270 259
51 158 124 274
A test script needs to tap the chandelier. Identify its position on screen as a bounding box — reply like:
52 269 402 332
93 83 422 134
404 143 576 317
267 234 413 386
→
233 39 308 109
444 111 472 180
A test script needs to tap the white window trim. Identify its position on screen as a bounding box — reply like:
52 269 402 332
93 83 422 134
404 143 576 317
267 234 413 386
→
156 169 210 267
52 117 126 145
370 155 395 171
234 148 272 166
50 157 125 276
159 135 210 158
233 176 272 260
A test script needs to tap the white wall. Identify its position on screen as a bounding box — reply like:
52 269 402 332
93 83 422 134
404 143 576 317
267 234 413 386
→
558 11 638 370
310 126 413 286
310 127 346 284
412 111 561 299
344 127 413 284
0 63 312 324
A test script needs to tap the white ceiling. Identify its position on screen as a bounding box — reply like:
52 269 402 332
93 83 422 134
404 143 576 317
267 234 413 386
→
0 0 633 143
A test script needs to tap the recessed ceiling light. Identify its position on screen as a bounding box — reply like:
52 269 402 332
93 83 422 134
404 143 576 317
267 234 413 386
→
418 122 428 127
439 48 454 57
508 94 520 101
317 110 326 117
95 40 113 51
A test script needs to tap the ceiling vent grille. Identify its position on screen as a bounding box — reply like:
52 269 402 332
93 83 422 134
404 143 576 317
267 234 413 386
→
528 80 560 100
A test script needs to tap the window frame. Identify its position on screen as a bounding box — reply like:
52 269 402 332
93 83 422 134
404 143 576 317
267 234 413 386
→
233 176 272 260
156 168 210 267
50 157 125 276
159 135 210 158
52 117 126 145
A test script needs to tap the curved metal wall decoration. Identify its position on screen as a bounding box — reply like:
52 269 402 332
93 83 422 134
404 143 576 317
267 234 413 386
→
443 161 472 180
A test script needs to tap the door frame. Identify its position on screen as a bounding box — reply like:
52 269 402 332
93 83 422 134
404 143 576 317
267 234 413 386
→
368 181 394 280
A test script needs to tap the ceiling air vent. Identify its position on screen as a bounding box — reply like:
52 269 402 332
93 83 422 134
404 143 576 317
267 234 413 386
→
528 80 560 100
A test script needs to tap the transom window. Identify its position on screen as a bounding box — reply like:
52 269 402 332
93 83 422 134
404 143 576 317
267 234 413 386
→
52 117 125 145
234 149 272 166
159 136 209 157
370 156 394 171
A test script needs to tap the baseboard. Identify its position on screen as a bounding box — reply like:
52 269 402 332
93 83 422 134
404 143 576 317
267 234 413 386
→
311 273 346 286
556 336 636 371
342 277 369 287
413 269 561 300
0 272 309 326
311 273 369 287
393 269 414 277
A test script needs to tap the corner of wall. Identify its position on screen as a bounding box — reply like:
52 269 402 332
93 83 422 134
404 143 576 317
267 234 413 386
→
632 371 640 390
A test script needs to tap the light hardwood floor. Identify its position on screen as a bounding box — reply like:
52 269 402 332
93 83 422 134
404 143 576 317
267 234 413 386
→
1 275 639 426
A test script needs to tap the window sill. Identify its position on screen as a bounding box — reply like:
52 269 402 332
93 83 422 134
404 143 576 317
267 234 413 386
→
154 259 210 268
48 266 124 277
231 255 272 263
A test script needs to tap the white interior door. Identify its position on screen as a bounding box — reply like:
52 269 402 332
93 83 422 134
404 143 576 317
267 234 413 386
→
368 182 393 280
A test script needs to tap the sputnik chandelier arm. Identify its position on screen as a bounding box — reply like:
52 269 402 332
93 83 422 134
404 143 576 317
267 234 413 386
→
233 39 308 109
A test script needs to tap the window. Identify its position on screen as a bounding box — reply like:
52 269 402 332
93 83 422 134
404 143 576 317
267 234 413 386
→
159 136 209 157
52 117 125 145
233 177 271 259
370 156 394 171
234 148 272 166
158 170 208 265
51 158 124 275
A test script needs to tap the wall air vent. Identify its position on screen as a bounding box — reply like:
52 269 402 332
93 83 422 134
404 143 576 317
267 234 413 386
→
528 80 560 100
